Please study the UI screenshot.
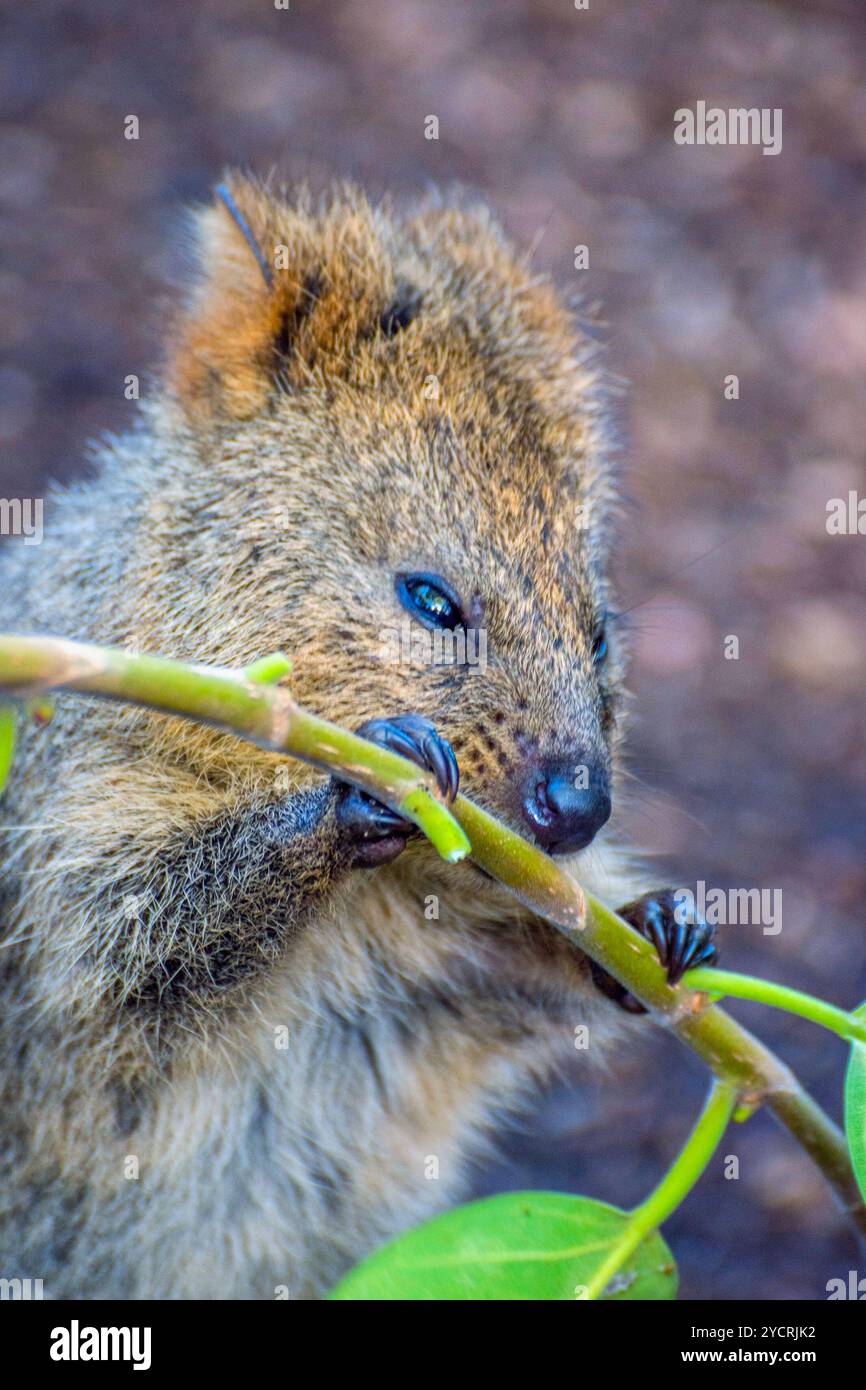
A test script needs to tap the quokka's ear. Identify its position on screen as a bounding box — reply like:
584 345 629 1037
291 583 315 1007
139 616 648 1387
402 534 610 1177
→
164 175 307 422
165 175 408 422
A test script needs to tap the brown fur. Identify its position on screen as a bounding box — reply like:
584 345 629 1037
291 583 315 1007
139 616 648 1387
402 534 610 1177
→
0 177 651 1298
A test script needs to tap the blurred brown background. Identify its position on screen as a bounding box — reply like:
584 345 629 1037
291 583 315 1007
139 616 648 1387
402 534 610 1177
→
1 0 865 1299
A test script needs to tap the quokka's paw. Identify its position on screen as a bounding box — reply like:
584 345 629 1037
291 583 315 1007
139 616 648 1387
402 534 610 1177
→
589 889 718 1014
333 714 459 868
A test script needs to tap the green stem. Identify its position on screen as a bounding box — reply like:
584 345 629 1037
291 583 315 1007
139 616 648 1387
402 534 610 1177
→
0 634 863 1242
685 967 866 1045
0 636 470 864
584 1080 738 1299
0 702 15 794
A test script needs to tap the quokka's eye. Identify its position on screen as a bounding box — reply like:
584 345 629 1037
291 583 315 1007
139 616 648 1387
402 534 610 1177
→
396 573 463 631
591 624 608 664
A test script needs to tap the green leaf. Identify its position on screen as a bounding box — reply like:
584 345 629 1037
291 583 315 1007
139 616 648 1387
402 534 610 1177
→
844 1003 866 1203
0 703 15 797
329 1192 678 1301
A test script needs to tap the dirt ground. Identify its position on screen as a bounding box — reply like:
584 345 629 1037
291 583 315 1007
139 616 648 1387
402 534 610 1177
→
1 0 864 1299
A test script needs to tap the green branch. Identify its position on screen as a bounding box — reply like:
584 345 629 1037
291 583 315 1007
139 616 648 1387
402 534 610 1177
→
684 967 866 1045
0 636 470 864
0 634 863 1243
584 1079 737 1299
0 704 15 792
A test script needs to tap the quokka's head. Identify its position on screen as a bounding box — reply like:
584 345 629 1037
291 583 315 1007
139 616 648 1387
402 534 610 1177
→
157 174 626 855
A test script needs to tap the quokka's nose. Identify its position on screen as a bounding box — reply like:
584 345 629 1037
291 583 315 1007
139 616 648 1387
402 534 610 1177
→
521 759 612 855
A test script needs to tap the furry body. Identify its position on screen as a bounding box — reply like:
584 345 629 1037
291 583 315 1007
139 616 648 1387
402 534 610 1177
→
0 180 652 1298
